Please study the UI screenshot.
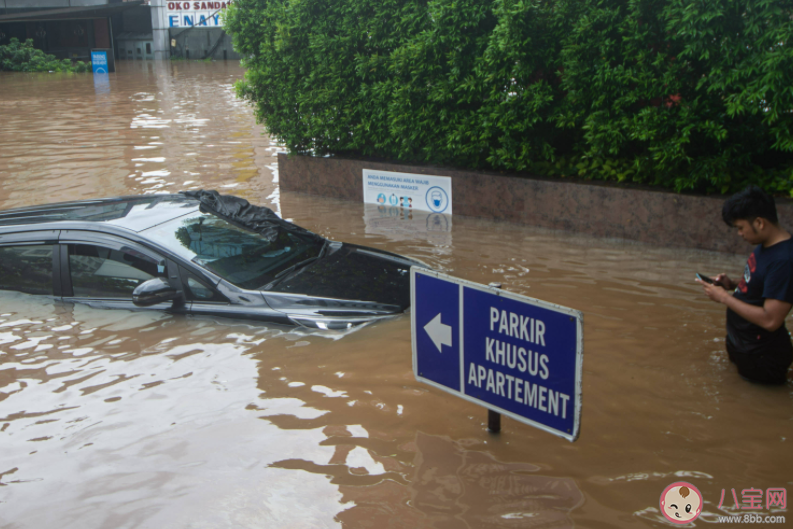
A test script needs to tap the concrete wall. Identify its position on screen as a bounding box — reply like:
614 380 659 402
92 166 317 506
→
169 27 239 60
149 0 168 59
120 5 151 34
278 153 793 254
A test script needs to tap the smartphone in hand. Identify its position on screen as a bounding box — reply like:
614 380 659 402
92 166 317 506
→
696 273 723 287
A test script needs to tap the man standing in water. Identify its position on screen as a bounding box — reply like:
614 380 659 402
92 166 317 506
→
699 185 793 384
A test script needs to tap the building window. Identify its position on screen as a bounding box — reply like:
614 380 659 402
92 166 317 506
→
146 43 151 54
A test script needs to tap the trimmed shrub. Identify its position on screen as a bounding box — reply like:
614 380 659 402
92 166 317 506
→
225 0 793 195
0 38 91 73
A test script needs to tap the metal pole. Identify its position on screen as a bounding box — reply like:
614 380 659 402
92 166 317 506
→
487 282 502 434
107 16 116 72
488 409 501 433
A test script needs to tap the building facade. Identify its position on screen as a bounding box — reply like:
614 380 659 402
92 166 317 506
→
0 0 239 61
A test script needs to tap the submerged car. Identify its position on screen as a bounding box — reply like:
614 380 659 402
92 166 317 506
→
0 191 427 329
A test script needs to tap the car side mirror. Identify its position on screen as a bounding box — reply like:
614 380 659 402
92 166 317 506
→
132 277 180 307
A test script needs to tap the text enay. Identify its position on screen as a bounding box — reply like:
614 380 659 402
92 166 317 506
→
167 1 232 27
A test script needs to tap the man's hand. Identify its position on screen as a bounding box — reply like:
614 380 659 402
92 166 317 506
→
698 277 792 331
697 279 731 303
714 273 736 290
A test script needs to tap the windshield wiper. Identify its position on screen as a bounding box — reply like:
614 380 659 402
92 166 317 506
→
261 240 328 290
273 255 319 280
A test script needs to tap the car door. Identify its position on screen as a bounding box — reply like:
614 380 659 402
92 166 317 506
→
58 231 185 312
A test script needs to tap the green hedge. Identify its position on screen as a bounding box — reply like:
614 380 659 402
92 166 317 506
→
0 38 91 73
225 0 793 195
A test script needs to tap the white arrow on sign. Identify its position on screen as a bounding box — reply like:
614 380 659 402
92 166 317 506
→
424 313 452 353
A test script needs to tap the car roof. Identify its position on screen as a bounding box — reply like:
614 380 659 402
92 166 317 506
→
0 195 200 233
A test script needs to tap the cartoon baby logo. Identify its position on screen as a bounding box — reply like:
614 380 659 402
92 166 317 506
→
660 482 703 524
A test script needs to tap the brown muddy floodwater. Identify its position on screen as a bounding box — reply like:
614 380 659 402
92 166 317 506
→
0 62 790 529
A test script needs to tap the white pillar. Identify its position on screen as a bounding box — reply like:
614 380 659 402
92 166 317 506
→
150 0 170 60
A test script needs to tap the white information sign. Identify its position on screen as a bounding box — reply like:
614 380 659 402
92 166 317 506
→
363 169 452 214
167 1 232 27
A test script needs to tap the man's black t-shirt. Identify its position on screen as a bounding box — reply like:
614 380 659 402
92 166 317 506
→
726 237 793 350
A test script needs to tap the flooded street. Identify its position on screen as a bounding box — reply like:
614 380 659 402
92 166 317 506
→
1 62 790 528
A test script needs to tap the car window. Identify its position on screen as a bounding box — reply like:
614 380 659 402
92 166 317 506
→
188 277 214 300
177 266 226 303
0 245 53 295
69 244 158 299
144 212 323 290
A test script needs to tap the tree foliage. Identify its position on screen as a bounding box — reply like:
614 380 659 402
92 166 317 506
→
0 38 91 73
225 0 793 194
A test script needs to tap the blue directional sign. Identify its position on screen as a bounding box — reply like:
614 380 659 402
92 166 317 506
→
411 268 583 441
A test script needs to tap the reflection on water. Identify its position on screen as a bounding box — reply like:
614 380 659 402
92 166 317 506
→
409 433 583 527
364 204 452 247
0 292 347 527
333 432 584 528
1 62 792 528
93 73 111 95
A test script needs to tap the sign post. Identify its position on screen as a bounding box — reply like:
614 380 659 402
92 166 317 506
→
411 268 583 441
486 281 502 433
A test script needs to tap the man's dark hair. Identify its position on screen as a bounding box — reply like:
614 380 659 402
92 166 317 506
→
722 185 778 226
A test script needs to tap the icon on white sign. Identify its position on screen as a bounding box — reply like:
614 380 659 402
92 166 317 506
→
425 187 449 213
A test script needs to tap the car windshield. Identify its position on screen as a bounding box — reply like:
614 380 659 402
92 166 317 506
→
143 211 324 289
